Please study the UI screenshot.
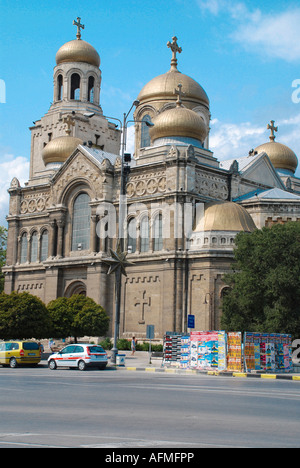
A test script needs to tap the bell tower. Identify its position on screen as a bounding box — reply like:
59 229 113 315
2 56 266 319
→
28 18 121 184
51 17 102 114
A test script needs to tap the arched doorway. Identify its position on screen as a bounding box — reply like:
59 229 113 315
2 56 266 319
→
64 281 87 298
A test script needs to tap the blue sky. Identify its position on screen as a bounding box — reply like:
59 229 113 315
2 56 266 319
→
1 0 300 225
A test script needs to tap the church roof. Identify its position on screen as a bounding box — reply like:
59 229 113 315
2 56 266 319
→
219 153 261 172
236 187 300 202
80 146 120 167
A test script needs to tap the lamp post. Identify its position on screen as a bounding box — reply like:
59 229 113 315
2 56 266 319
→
102 101 154 364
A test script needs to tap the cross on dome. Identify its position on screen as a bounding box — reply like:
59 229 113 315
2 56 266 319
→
267 120 278 142
174 83 186 106
63 115 75 136
167 36 182 71
73 17 85 40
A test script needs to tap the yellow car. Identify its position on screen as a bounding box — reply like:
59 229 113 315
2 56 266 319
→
0 341 42 368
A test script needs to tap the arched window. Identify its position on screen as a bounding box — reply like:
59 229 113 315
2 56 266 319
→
57 74 63 101
140 115 152 148
70 73 81 100
88 76 95 103
72 193 91 251
20 233 28 264
40 230 49 262
30 232 38 263
153 214 163 251
127 218 137 253
140 216 149 252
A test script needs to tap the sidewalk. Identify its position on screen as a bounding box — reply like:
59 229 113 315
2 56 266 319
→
107 350 163 370
42 350 300 380
109 351 300 381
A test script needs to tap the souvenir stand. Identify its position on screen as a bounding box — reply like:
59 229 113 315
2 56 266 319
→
162 330 293 373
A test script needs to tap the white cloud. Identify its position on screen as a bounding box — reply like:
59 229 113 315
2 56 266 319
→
0 155 29 226
209 118 265 160
101 85 132 103
197 0 226 15
209 114 300 178
197 0 300 62
233 9 300 62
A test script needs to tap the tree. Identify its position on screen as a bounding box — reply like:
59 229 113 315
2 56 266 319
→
47 297 74 339
0 292 52 340
221 222 300 339
48 295 109 342
0 226 7 292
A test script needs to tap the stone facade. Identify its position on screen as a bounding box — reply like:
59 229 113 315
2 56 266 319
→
4 25 300 341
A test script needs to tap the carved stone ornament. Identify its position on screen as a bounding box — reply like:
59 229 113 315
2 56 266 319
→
10 177 21 189
167 145 179 159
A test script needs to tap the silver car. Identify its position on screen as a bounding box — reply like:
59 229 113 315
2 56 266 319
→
48 344 108 371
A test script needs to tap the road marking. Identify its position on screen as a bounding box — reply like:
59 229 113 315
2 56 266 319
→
0 432 248 449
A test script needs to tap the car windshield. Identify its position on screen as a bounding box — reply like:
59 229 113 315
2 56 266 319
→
88 346 105 354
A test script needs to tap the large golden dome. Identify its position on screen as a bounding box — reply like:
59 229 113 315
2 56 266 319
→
138 69 209 108
42 136 83 165
138 37 209 108
56 39 100 68
194 201 256 232
255 141 298 174
149 97 208 143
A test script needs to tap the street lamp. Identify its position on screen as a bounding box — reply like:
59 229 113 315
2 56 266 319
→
102 101 154 364
105 103 154 246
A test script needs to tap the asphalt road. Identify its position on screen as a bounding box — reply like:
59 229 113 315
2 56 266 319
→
0 364 300 449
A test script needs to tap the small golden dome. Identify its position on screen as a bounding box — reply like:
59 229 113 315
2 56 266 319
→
255 141 298 174
138 70 209 108
56 39 100 68
149 105 208 143
42 136 83 165
194 201 256 232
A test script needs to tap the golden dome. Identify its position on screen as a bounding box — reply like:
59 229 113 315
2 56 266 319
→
149 103 208 143
194 201 256 232
42 136 83 165
255 141 298 174
138 69 209 108
56 39 100 68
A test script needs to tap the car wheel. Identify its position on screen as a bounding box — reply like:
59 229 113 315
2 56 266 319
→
9 357 18 368
78 360 87 371
98 364 107 370
48 359 57 370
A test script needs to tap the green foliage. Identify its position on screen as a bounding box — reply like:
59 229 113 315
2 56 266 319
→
116 338 131 350
0 292 52 340
221 222 300 339
0 291 109 342
99 337 113 350
99 337 163 352
47 297 73 338
136 342 163 352
48 294 109 341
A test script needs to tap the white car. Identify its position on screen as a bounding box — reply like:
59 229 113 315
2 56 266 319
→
48 344 108 371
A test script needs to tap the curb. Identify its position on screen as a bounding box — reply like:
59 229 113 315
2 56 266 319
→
111 365 300 381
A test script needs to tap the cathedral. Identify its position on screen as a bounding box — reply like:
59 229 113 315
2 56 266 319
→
4 19 300 340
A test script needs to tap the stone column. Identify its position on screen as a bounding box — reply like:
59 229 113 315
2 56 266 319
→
49 220 57 258
91 214 98 253
57 219 65 258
